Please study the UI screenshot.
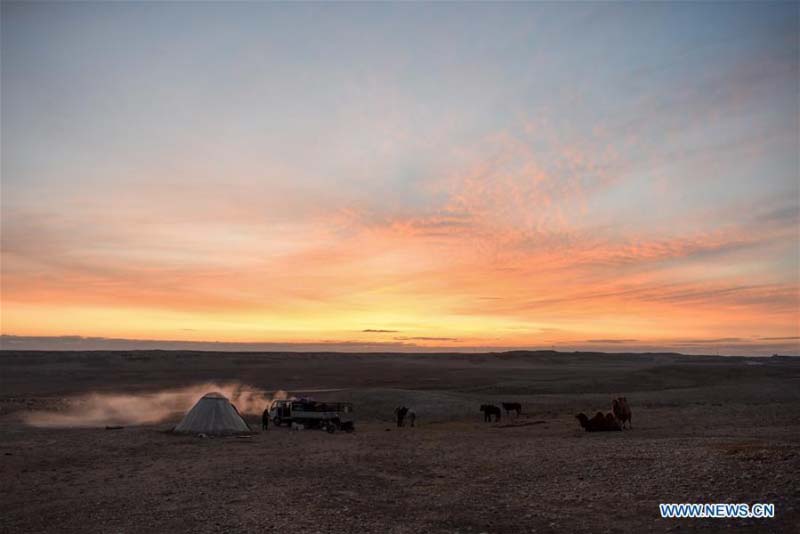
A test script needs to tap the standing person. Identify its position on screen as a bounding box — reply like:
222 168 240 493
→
262 407 270 431
408 409 416 427
394 406 407 427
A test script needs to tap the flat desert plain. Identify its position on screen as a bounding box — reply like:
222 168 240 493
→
1 351 799 533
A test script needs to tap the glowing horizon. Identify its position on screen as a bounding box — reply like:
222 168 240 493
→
1 3 798 355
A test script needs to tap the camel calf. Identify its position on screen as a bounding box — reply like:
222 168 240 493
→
612 397 632 429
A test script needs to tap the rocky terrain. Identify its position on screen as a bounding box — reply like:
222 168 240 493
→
1 351 798 533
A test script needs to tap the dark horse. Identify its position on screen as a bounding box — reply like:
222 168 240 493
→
501 402 522 417
394 406 409 427
480 404 501 422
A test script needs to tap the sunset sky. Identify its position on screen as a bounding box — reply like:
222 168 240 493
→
1 2 798 355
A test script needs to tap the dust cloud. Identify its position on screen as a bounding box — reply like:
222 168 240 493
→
24 383 287 428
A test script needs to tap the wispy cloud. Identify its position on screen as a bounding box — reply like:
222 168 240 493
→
394 336 460 342
586 339 639 344
1 3 797 353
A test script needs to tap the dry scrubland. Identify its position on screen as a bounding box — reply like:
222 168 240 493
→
1 350 799 533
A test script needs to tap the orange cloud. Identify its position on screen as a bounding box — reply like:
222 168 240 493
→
2 116 797 354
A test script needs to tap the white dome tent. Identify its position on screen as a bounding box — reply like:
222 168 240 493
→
174 392 251 435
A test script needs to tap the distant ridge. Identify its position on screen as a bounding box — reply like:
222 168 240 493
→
1 334 797 359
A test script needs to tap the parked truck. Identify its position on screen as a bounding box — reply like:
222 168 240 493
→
268 398 355 433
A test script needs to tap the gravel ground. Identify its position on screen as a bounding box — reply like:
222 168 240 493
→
1 351 798 533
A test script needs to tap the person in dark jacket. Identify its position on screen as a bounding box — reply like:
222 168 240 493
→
262 408 270 431
394 406 408 427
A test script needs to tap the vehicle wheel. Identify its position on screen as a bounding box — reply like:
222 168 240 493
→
344 424 355 433
326 421 338 433
274 417 282 427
